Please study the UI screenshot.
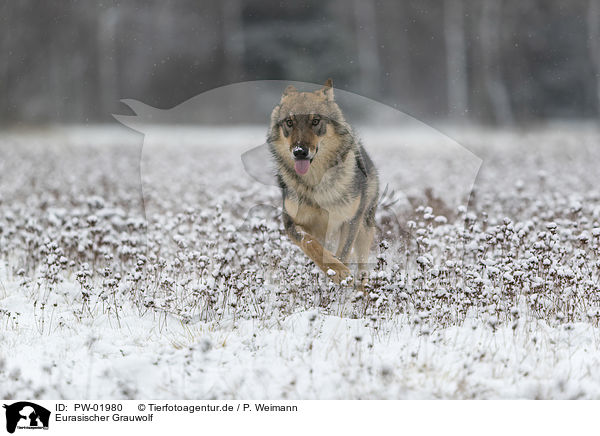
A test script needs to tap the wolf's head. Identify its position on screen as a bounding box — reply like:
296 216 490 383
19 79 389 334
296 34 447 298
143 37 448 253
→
268 79 348 176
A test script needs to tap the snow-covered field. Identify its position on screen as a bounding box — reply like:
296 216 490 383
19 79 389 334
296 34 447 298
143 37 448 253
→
1 124 600 399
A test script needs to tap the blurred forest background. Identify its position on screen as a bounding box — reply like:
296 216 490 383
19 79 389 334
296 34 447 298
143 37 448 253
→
2 0 600 125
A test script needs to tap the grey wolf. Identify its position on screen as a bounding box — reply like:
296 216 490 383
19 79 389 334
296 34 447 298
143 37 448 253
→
267 79 379 287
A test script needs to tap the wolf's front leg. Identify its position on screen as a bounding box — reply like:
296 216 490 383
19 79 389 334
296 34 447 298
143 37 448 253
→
299 234 351 284
283 212 350 284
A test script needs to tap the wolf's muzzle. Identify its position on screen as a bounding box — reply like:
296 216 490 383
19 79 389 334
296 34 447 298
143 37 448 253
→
293 146 309 159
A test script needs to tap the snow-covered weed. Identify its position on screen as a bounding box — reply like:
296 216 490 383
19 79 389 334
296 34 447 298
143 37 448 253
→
1 126 599 399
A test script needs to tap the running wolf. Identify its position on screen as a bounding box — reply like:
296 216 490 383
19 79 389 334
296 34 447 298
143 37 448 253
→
268 79 379 286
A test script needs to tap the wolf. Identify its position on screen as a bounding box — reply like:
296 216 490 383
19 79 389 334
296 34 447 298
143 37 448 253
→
267 79 379 287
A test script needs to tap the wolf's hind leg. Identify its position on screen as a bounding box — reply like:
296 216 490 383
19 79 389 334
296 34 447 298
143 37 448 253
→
335 222 350 258
354 223 375 290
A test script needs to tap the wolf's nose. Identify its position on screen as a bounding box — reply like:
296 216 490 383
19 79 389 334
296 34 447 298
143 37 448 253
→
293 146 309 159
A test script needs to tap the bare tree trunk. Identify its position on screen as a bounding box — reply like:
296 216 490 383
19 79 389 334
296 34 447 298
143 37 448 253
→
1 1 13 120
480 0 513 124
353 0 381 96
50 21 63 122
444 0 469 120
98 7 118 118
588 0 600 118
221 0 245 83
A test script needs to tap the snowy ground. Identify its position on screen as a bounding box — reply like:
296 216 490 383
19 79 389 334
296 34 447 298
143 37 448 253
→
1 124 600 399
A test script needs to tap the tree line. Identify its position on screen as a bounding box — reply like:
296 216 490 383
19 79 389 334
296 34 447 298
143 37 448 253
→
2 0 599 125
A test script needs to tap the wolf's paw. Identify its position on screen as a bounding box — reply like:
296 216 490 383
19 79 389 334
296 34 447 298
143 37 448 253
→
325 262 351 285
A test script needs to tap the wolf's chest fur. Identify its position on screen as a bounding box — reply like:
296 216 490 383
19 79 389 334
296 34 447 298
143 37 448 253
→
281 148 361 244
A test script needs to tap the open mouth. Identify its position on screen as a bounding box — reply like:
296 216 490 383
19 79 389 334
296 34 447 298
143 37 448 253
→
292 145 318 175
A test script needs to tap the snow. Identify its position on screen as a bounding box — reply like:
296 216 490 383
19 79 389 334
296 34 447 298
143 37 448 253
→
1 274 598 399
1 124 600 399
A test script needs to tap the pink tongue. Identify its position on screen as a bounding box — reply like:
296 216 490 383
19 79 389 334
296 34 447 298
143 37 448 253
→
294 159 310 175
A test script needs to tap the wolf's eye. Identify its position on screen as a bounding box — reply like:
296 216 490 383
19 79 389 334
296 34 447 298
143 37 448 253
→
312 118 320 126
285 119 293 127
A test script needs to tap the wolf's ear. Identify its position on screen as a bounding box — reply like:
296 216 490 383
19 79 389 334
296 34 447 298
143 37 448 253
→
321 78 334 101
280 85 297 102
282 85 297 96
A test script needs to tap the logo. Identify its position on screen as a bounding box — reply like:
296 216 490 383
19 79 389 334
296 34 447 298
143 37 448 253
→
3 402 50 433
